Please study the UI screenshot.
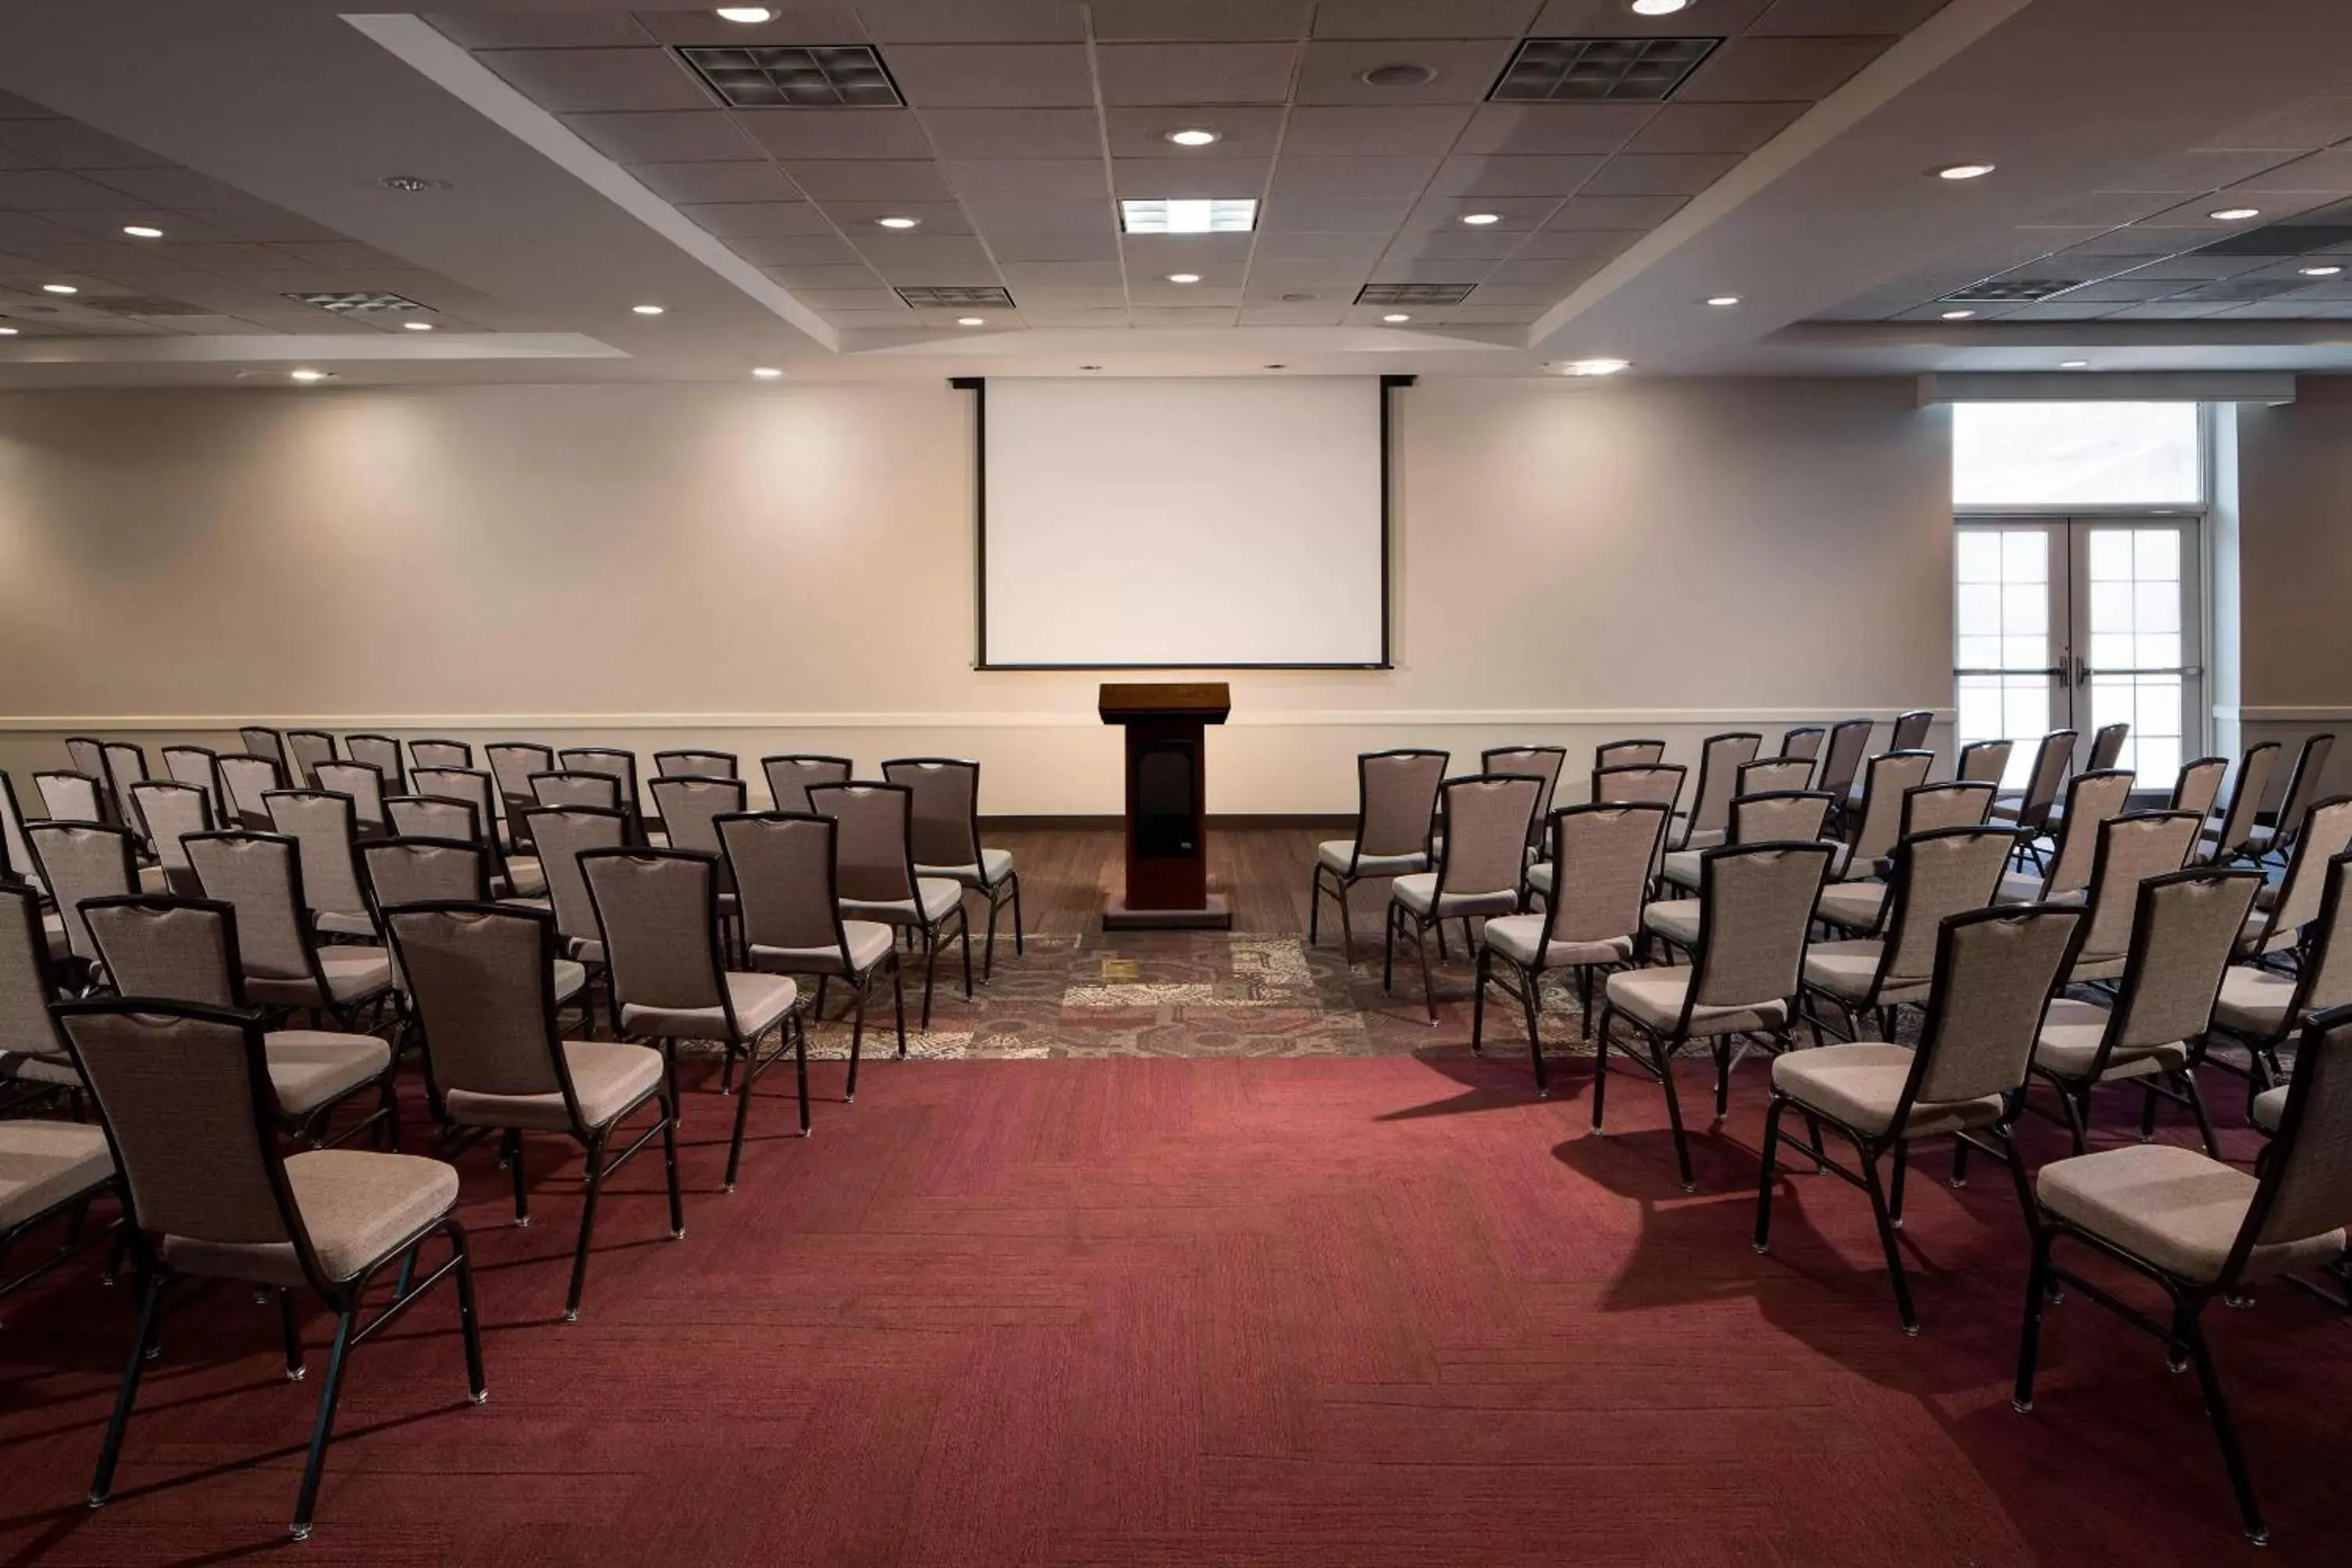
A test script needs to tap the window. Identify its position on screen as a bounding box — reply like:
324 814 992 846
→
1953 402 2202 507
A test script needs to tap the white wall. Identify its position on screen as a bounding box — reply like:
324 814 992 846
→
0 376 1957 814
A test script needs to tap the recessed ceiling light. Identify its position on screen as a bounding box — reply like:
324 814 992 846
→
715 6 775 20
1941 308 1976 320
752 366 783 379
1359 63 1437 88
1120 198 1256 234
1564 357 1629 376
957 316 985 326
1165 272 1201 284
402 321 434 331
1164 128 1220 147
0 326 17 336
1630 0 1691 13
1382 313 1411 323
1705 295 1740 307
874 215 920 230
2060 360 2089 368
632 303 665 315
2301 263 2344 277
121 225 164 239
41 283 77 295
1460 212 1502 226
2209 206 2260 221
289 368 328 383
1933 163 1996 180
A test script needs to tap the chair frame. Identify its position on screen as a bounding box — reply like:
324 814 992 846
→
344 734 408 795
760 753 855 815
880 757 1025 978
2205 741 2285 869
1801 825 2018 1044
1309 748 1445 960
2086 721 2130 771
1383 774 1542 1025
807 782 973 1029
180 830 397 1037
1997 729 2081 862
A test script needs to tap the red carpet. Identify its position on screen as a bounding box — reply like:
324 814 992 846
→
1 1051 2344 1566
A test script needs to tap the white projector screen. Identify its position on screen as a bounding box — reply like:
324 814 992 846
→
978 376 1389 668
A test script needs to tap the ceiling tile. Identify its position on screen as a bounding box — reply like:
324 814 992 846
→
1104 106 1285 157
853 233 999 278
1281 105 1475 157
914 108 1103 158
1311 2 1541 39
2114 254 2270 281
1676 35 1889 101
2232 147 2352 193
961 198 1117 233
731 108 935 158
782 159 955 200
1578 152 1739 197
626 159 798 202
1439 303 1546 322
1464 281 1559 304
764 263 887 289
0 240 184 274
1132 281 1243 305
0 169 146 209
1119 233 1253 268
1378 227 1523 260
2060 279 2188 304
1621 100 1804 154
1293 39 1518 106
1110 156 1271 198
1242 260 1371 289
812 198 974 233
1091 1 1313 40
1402 193 1556 230
1266 157 1442 198
1513 227 1642 259
724 233 864 267
2103 149 2302 194
476 48 712 113
426 12 655 48
948 160 1111 200
1454 104 1655 157
1022 307 1134 324
2195 96 2352 153
1240 303 1347 324
630 9 870 45
855 0 1087 43
1530 0 1771 32
883 45 1095 107
1128 304 1240 324
1427 154 1603 197
997 260 1126 287
169 207 343 244
1484 255 1605 285
1749 0 1945 34
674 200 838 236
793 287 905 307
0 120 164 170
2024 192 2192 228
1541 193 1682 229
1250 230 1392 262
1019 285 1132 307
1260 193 1420 232
564 109 760 162
1095 44 1302 106
982 229 1121 260
42 209 234 244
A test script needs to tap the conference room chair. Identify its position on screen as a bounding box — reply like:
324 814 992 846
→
1813 718 1875 809
1473 801 1667 1092
406 738 473 771
162 744 226 821
2056 811 2206 986
1777 725 1825 764
519 805 630 967
57 997 484 1541
558 746 641 826
358 837 592 1045
2169 754 2230 820
344 733 406 794
1800 826 2013 1044
1538 762 1687 905
284 728 337 786
1955 738 2013 785
648 773 748 902
1669 731 1763 852
655 749 740 780
1660 789 1832 898
809 782 971 1029
1383 774 1541 1025
34 769 107 823
386 793 480 845
81 895 399 1150
314 760 390 840
882 757 1023 978
761 753 853 815
1737 757 1815 800
1901 780 1998 835
98 741 148 832
2082 721 2129 772
1991 728 2078 845
1997 768 2134 904
485 742 554 849
2013 1003 2352 1546
64 737 111 805
215 751 286 830
1760 902 2085 1334
415 766 542 897
1596 839 1836 1190
1593 739 1665 769
583 848 804 1189
2201 742 2284 869
2228 794 2352 964
0 772 41 898
238 726 290 774
2205 851 2352 1118
2030 864 2257 1158
183 832 397 1036
1480 745 1567 854
128 780 213 897
25 820 139 985
1312 749 1446 960
721 810 906 1080
2248 732 2336 868
0 881 86 1104
532 768 622 815
0 1106 113 1304
1828 750 1934 881
265 789 376 939
383 901 681 1321
1889 710 1934 753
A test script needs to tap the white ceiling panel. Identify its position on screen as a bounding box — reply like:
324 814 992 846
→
423 13 655 50
630 9 871 46
1428 154 1603 197
1266 157 1443 198
783 159 954 200
0 169 151 209
982 229 1121 260
1293 41 1517 107
1103 106 1286 158
1530 0 1773 32
947 159 1111 199
1619 101 1806 154
961 198 1119 234
1119 233 1254 268
1110 156 1272 198
996 260 1125 287
0 118 166 170
1260 193 1421 232
1378 227 1525 260
676 199 839 236
1399 192 1556 230
1513 227 1643 259
1090 2 1314 42
1127 304 1239 324
724 233 863 267
883 45 1096 108
914 108 1102 158
626 159 797 202
475 48 711 114
1281 105 1475 157
852 233 997 278
1020 307 1133 324
1486 256 1606 285
765 263 887 289
1240 303 1348 324
1311 2 1541 40
1250 230 1391 262
1454 104 1657 158
1579 152 1742 197
1541 193 1689 230
814 198 975 232
855 0 1087 44
1094 45 1303 107
2197 95 2352 153
731 108 935 159
564 109 760 163
2232 147 2352 192
1678 36 1891 103
1749 0 1946 34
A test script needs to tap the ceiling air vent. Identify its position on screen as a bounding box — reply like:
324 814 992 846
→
284 291 427 314
1489 38 1720 103
1356 282 1476 306
895 285 1013 309
1940 278 2085 304
678 45 902 108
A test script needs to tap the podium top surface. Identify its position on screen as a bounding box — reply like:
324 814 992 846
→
1098 681 1232 724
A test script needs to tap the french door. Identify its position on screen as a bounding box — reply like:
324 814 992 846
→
1954 517 2201 789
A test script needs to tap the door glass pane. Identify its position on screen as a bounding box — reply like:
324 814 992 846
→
1953 403 2202 506
1954 526 2054 789
2081 524 2192 786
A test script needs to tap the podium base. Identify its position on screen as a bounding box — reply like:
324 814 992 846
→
1104 894 1232 931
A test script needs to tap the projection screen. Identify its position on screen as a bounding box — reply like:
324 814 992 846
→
976 376 1391 669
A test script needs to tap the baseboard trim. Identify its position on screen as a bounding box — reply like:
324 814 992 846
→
982 814 1352 830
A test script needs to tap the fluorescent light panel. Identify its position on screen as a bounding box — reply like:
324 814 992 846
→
1120 198 1257 234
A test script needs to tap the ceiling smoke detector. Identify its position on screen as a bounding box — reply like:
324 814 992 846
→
1359 63 1437 87
379 175 449 193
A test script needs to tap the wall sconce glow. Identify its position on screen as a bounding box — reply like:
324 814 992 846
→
1120 198 1257 234
956 316 986 326
1563 358 1629 376
122 225 165 239
402 320 434 330
1705 295 1740 307
289 368 328 382
874 216 920 230
1165 272 1201 284
1459 212 1501 226
41 282 77 295
1382 313 1411 322
1940 308 1975 319
1164 128 1220 147
715 7 775 20
1933 162 1995 180
631 303 665 315
2209 207 2259 221
751 366 783 379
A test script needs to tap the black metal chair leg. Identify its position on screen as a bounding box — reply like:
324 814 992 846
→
957 908 975 1000
1860 1152 1918 1334
446 1221 488 1403
2181 1069 2221 1158
1754 1096 1788 1252
1889 1139 1909 1226
660 1094 685 1240
983 887 1002 980
1381 902 1396 991
845 981 867 1103
891 957 909 1056
89 1271 166 1507
1521 966 1548 1095
1591 1005 1614 1131
1470 949 1489 1054
1010 873 1023 956
289 1306 357 1540
2012 1229 2054 1412
920 925 940 1029
1655 1035 1697 1191
1308 866 1322 945
2180 1309 2268 1544
278 1287 306 1381
1337 878 1355 965
506 1130 529 1227
564 1131 608 1323
724 1041 756 1194
1414 917 1438 1025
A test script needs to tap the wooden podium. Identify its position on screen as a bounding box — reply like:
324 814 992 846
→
1098 681 1232 930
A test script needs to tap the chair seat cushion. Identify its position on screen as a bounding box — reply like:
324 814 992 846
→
844 877 963 927
1772 1042 2001 1140
2212 965 2296 1041
501 855 549 898
167 1149 459 1287
1660 849 1704 890
622 971 798 1042
1678 827 1727 852
2037 1143 2343 1286
316 910 376 938
1815 881 1887 934
264 1029 393 1119
2237 910 2294 959
2033 997 2185 1082
247 946 394 1010
445 1039 663 1133
136 864 172 895
1605 968 1790 1037
1316 840 1428 878
0 1050 82 1088
42 910 69 963
1641 898 1700 946
1526 861 1554 898
1482 915 1631 971
1392 872 1519 920
2251 1084 2287 1133
916 846 1016 889
751 919 895 978
0 1120 113 1229
569 935 606 966
1802 940 1893 1006
2254 881 2278 911
551 958 589 1006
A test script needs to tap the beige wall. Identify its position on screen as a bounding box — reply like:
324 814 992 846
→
2230 384 2352 803
0 376 1956 813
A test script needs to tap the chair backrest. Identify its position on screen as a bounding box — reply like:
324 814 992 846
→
1813 719 1875 798
2273 733 2336 843
387 793 480 844
2039 768 2136 898
36 770 107 822
2238 1005 2352 1267
1481 747 1566 849
2169 756 2230 818
1433 775 1541 898
1690 841 1835 1011
1539 804 1668 950
2014 730 2079 828
558 747 639 809
761 754 854 815
809 782 919 906
284 728 337 786
411 768 503 868
162 745 225 819
99 741 148 829
656 749 739 780
486 742 556 830
0 881 68 1062
520 806 630 948
880 758 985 869
1905 903 2086 1110
214 753 285 829
1590 763 1685 811
2087 722 2129 771
2285 853 2352 1023
2254 795 2352 948
720 811 851 963
1889 710 1934 752
582 849 730 1020
1686 732 1764 837
263 789 371 925
2075 812 2209 971
1956 738 2013 785
26 821 136 961
183 832 319 987
383 904 572 1105
65 737 109 794
532 770 622 814
648 776 748 884
1352 750 1446 860
361 836 491 916
1873 826 2015 994
0 772 34 889
238 727 288 771
2100 868 2261 1056
345 734 406 793
408 738 473 771
314 760 389 835
1777 726 1824 763
1737 757 1815 797
1900 781 1996 837
2209 742 2284 861
129 781 213 887
82 895 241 1007
1730 790 1833 845
1847 750 1935 866
1595 739 1665 769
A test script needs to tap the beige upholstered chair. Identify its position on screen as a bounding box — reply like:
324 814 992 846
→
1385 774 1541 1025
1889 710 1934 753
97 741 147 833
655 749 739 780
1800 826 2013 1042
385 902 681 1320
531 768 622 814
2201 742 2283 868
485 742 554 848
127 780 212 898
1989 728 2078 851
182 832 396 1031
416 766 540 897
1736 756 1816 800
1777 726 1825 764
648 773 749 905
2232 794 2352 963
809 782 971 1029
1955 738 2013 785
2056 811 2205 985
1828 750 1934 881
1535 762 1685 903
406 738 473 771
2013 1003 2352 1545
2169 755 2230 820
722 810 906 1081
359 837 590 1024
2087 720 2129 771
2209 851 2352 1121
521 804 630 966
284 728 337 787
760 753 853 815
344 734 406 794
386 793 481 845
1996 768 2133 904
314 760 390 840
265 789 376 938
1313 750 1446 960
0 771 42 899
216 752 287 830
0 1111 114 1301
1594 739 1665 769
558 747 641 833
161 744 226 822
1596 840 1836 1189
0 880 84 1101
238 726 290 774
1475 802 1667 1092
57 998 484 1541
1660 788 1832 896
1817 784 1998 935
35 768 107 823
64 738 111 811
1481 745 1568 854
883 757 1023 977
1812 718 1875 808
1670 731 1764 852
1760 902 2085 1333
2246 732 2336 868
25 821 139 980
